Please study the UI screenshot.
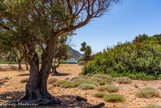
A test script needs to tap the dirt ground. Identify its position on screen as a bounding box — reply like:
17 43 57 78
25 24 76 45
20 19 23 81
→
0 64 161 108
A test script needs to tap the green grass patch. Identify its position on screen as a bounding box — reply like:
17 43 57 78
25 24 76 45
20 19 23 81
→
94 92 107 98
103 94 126 102
136 87 160 98
61 62 78 64
60 81 75 88
106 85 119 93
93 74 113 83
79 83 96 90
73 78 98 87
97 86 107 92
54 80 67 87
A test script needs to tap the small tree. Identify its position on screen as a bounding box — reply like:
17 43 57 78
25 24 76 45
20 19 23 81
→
51 36 71 75
80 42 92 62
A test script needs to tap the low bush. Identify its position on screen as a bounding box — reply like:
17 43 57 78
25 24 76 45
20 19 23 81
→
59 81 75 88
136 87 160 98
73 78 98 87
116 77 132 84
20 78 29 83
103 94 125 102
79 83 96 90
99 81 106 85
54 80 67 87
106 85 119 93
97 86 107 92
93 74 112 83
94 92 107 98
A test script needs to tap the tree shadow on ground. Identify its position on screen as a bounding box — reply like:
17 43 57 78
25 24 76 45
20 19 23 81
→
18 73 30 76
0 91 24 102
52 72 70 76
0 91 99 108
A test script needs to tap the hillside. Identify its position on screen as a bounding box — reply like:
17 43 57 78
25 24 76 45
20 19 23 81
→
67 47 83 59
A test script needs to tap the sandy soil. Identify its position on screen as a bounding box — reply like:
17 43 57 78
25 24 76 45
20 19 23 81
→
0 64 161 108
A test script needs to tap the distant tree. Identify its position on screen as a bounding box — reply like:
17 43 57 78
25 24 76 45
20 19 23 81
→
0 0 119 104
51 45 70 75
80 42 92 62
51 36 71 75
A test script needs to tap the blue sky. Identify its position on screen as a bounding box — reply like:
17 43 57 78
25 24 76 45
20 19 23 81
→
71 0 161 54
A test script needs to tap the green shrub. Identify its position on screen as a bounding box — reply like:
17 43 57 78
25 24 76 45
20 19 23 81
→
106 85 119 93
97 86 107 92
103 94 125 102
59 81 75 88
88 77 103 83
54 80 67 87
99 81 106 85
94 92 107 98
73 78 98 87
93 74 112 83
136 87 160 98
116 77 132 84
20 78 29 83
79 83 96 90
81 34 161 80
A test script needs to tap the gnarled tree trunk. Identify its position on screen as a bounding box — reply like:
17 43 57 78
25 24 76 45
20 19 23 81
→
20 38 61 105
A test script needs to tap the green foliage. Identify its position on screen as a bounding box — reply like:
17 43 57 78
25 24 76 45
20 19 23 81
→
59 81 75 88
79 83 96 90
97 86 107 92
105 85 119 92
54 80 67 87
93 74 113 83
94 92 107 98
103 94 126 102
82 34 161 80
97 85 119 92
136 87 160 98
116 77 132 84
73 78 98 87
61 62 78 64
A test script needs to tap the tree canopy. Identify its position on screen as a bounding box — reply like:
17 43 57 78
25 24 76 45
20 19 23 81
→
0 0 119 105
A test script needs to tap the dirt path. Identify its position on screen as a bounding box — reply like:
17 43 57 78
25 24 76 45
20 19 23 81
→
0 64 161 108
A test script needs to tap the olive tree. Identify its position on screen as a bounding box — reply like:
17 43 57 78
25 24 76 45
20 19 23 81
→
0 0 119 105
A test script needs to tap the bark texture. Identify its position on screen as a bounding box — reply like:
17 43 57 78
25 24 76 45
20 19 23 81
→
20 52 61 105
